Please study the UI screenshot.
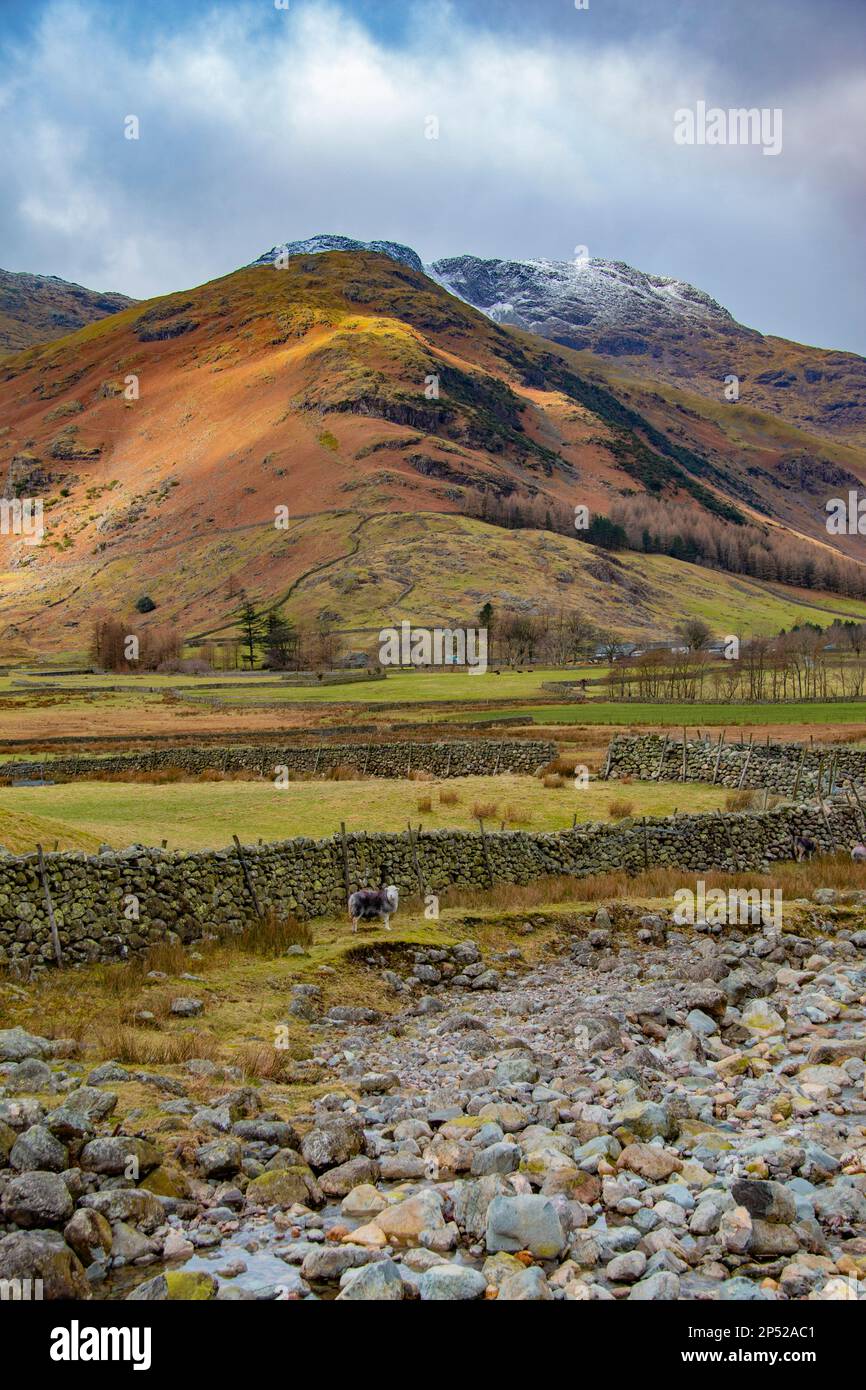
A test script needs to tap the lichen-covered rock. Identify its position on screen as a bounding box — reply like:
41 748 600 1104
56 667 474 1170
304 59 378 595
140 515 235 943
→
300 1117 365 1172
0 1028 51 1062
164 1270 218 1300
79 1188 165 1233
64 1208 113 1263
485 1195 565 1258
245 1165 323 1209
10 1125 69 1173
2 1171 73 1228
0 1228 90 1299
337 1259 405 1300
79 1136 161 1176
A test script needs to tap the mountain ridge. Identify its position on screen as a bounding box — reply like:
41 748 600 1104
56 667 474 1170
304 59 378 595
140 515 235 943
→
7 236 866 448
0 268 136 354
2 245 866 659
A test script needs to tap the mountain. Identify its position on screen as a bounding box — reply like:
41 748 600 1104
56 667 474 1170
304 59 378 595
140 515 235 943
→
429 254 866 446
1 242 866 661
254 234 424 274
430 253 736 344
0 269 135 354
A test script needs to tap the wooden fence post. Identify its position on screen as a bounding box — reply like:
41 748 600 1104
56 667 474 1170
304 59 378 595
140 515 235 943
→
818 795 832 838
849 781 866 839
233 835 264 919
793 746 806 802
36 844 63 967
654 735 669 781
477 819 494 887
712 730 725 785
407 823 426 899
601 737 615 781
339 822 351 900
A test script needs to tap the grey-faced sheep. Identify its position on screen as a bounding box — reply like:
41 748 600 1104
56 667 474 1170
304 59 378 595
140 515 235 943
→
793 834 817 862
852 844 866 862
348 884 399 933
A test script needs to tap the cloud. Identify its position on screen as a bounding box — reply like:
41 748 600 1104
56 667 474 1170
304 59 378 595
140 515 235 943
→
0 0 864 353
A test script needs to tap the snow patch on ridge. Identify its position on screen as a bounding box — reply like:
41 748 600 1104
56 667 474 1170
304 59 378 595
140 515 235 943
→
253 235 424 274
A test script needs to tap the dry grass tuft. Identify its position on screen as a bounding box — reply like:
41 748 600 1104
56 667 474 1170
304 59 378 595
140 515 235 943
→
441 851 866 913
326 763 361 781
218 908 313 957
440 787 460 806
235 1042 310 1082
542 756 578 776
471 800 498 821
92 1023 221 1066
724 789 756 812
416 795 433 814
607 798 635 820
99 767 186 784
542 773 565 789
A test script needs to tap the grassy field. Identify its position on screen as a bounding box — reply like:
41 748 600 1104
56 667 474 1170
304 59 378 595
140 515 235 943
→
0 775 736 852
0 806 103 854
454 700 866 728
0 666 599 702
193 667 599 705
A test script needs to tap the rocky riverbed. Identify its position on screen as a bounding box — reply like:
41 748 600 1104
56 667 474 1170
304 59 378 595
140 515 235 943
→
2 897 866 1302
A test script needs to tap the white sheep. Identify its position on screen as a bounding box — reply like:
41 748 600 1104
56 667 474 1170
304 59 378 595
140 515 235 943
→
348 884 399 933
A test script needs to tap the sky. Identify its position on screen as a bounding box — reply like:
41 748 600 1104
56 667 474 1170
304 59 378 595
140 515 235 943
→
0 0 864 353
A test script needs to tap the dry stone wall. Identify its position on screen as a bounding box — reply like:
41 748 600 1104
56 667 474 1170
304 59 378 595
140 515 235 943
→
0 801 860 971
605 733 866 796
1 739 556 783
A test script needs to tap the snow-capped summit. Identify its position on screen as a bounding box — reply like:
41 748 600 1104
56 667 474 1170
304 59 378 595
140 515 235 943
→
427 253 742 356
253 234 424 274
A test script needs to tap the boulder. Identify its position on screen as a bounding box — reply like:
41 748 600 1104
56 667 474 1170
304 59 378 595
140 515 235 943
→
2 1171 73 1229
245 1165 323 1209
0 1228 90 1299
336 1259 404 1300
300 1117 365 1172
485 1194 565 1258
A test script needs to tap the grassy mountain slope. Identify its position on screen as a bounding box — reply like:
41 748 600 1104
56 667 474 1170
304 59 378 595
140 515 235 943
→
1 250 865 658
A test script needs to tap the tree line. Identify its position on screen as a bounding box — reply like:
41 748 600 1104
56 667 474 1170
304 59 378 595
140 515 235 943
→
607 620 866 703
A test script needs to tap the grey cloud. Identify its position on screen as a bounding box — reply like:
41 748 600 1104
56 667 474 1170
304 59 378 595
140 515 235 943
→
0 0 863 353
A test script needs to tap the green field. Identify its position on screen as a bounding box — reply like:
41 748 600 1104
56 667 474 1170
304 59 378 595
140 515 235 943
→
195 667 598 705
0 775 735 852
453 700 866 728
0 666 598 705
